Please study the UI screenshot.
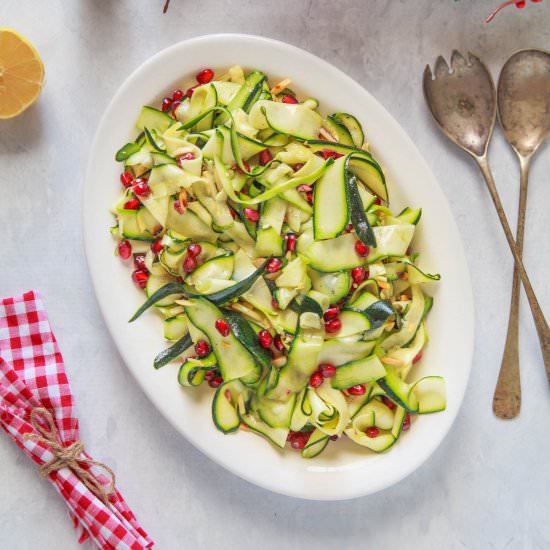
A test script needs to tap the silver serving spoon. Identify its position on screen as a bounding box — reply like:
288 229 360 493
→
423 51 550 393
493 49 550 419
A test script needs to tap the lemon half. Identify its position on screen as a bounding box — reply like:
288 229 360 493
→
0 28 44 119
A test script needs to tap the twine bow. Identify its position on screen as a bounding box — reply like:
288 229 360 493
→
23 407 116 506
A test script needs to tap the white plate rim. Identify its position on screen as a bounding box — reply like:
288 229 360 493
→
83 33 475 501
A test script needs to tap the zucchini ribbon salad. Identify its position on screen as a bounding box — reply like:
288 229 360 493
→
111 66 445 458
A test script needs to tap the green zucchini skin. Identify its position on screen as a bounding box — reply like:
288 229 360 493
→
363 300 395 329
129 260 269 322
130 282 185 322
212 382 241 433
332 112 364 148
185 260 268 305
154 333 193 369
346 173 376 247
224 310 272 371
215 71 267 125
115 142 141 162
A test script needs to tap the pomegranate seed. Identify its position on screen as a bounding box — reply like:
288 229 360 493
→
187 243 202 258
271 297 280 310
133 253 147 271
347 384 366 396
319 363 336 378
183 255 197 273
402 413 411 431
309 371 324 388
133 179 150 198
172 89 184 101
323 306 340 321
290 435 307 449
374 197 382 206
281 94 298 104
288 431 310 450
351 266 367 285
171 100 181 117
516 0 526 7
123 198 140 210
178 151 195 160
195 340 211 358
355 240 369 257
325 318 342 334
365 426 380 438
131 269 149 289
258 329 273 349
151 239 163 254
186 85 197 98
196 68 214 84
413 351 423 364
208 376 223 388
266 258 282 273
345 223 354 232
228 206 236 219
161 97 173 112
243 208 260 222
259 149 273 166
286 233 297 252
215 318 230 337
321 149 343 160
382 396 396 410
274 334 285 352
120 171 134 187
117 240 132 260
204 370 215 381
176 152 195 168
235 161 251 174
306 191 313 204
173 200 186 215
330 434 339 441
293 163 305 172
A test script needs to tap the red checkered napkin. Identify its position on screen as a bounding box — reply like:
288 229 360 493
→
0 291 154 549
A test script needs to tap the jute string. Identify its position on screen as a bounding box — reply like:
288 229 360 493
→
23 407 116 506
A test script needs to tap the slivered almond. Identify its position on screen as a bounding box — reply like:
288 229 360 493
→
252 257 266 268
270 78 292 96
381 356 404 367
227 302 264 323
272 356 287 368
319 127 337 142
165 306 185 316
178 189 188 212
361 141 370 151
378 280 390 290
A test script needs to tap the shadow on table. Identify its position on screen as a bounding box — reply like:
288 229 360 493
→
0 101 44 155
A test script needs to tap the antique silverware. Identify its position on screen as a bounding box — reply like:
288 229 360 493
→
493 49 550 418
423 51 550 398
